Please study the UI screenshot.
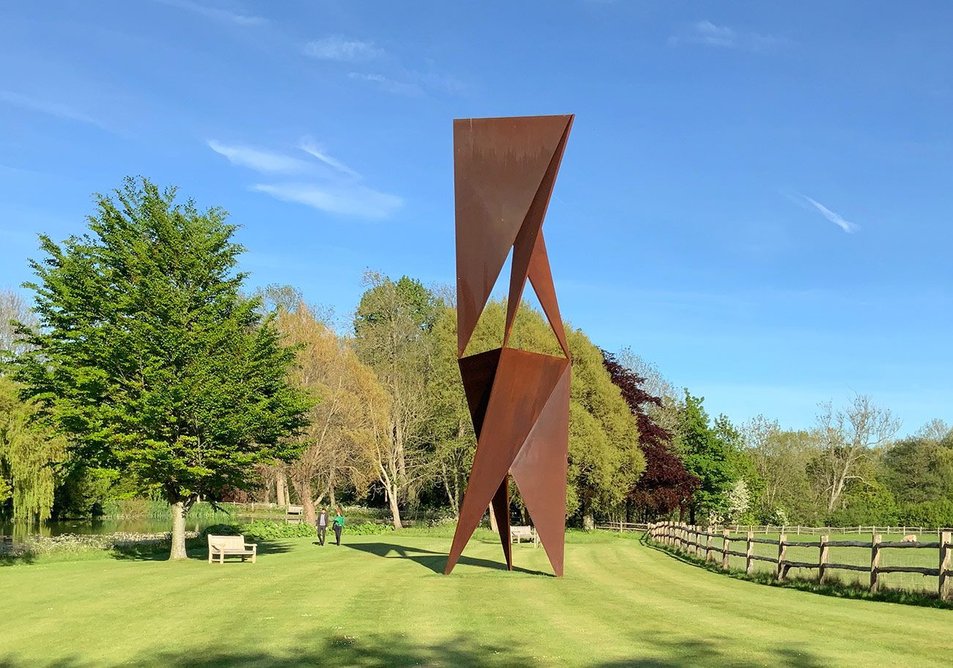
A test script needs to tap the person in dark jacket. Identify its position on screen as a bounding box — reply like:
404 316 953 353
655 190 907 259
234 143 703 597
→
332 508 345 546
316 508 328 546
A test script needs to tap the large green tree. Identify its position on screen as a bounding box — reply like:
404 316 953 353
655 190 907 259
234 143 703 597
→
15 177 308 558
353 272 438 528
743 416 822 524
674 392 739 524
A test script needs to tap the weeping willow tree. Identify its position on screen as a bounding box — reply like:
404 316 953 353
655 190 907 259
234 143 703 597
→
0 376 64 522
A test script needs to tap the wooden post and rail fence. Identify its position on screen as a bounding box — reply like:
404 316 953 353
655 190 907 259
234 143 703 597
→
647 521 953 601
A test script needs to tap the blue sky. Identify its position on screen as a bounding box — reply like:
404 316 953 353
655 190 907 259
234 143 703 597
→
1 1 951 435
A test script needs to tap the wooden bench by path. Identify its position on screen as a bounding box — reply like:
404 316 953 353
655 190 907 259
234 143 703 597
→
207 534 257 564
510 525 538 546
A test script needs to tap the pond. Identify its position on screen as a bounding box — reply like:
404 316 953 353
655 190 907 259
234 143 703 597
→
0 517 233 540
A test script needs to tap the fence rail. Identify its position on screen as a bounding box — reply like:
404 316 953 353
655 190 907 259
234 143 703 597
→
594 522 649 533
647 521 953 601
710 524 952 536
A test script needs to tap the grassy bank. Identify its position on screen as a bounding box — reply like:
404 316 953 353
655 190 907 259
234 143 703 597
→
2 530 952 666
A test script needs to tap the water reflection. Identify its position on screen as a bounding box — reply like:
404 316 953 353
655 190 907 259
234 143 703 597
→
1 517 215 540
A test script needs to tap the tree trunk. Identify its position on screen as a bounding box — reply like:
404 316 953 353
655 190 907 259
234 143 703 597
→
388 485 403 529
296 480 316 525
441 463 460 517
276 470 288 507
170 500 188 560
488 502 498 533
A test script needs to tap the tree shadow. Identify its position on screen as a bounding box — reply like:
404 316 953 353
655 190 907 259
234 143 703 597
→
345 541 553 577
111 537 292 562
598 634 827 667
0 552 36 567
0 631 828 667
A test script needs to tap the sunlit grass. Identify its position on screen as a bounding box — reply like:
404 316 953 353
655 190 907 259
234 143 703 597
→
2 530 951 666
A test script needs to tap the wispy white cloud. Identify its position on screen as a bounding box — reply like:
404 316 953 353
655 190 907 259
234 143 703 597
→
303 36 382 62
208 137 402 220
346 72 423 97
252 183 402 220
800 195 861 234
670 20 783 52
301 35 465 97
0 90 111 131
687 20 736 47
207 140 309 173
156 0 266 26
298 137 360 178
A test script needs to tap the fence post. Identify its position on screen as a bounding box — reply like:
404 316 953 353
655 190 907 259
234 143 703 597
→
776 534 788 580
705 526 713 562
695 526 704 559
796 525 801 535
745 531 754 575
722 529 730 570
939 531 951 601
870 534 882 593
818 534 829 584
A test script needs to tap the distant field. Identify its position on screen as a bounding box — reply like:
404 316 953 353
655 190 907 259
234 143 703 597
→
3 529 953 666
716 531 943 593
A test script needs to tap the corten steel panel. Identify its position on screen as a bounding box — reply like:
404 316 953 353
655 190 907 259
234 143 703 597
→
445 348 570 574
454 115 572 358
446 114 575 577
527 232 571 359
510 364 571 576
503 119 572 350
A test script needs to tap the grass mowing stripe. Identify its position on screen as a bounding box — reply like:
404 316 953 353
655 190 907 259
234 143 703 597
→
3 532 953 666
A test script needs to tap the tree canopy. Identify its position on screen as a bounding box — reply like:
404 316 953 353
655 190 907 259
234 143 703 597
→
14 177 309 557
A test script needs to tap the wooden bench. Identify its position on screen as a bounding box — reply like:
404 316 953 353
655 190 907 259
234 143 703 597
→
510 525 538 546
207 534 257 564
286 505 304 524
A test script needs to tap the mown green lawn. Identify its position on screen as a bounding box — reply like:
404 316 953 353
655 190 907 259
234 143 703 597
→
3 530 952 667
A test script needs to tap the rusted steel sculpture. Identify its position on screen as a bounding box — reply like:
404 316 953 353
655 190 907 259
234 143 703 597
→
445 114 574 577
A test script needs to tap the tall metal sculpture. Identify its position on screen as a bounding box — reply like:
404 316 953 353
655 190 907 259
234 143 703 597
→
445 114 574 577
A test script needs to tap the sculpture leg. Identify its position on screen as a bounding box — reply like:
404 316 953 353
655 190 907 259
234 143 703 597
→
491 478 512 570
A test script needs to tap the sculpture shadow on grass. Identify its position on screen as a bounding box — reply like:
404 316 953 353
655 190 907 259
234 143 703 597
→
345 541 554 577
0 631 828 667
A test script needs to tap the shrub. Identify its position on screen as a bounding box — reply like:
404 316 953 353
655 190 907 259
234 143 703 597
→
201 523 243 537
240 520 316 541
344 522 394 536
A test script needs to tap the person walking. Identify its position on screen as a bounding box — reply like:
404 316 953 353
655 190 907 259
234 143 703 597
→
332 507 345 546
316 507 328 546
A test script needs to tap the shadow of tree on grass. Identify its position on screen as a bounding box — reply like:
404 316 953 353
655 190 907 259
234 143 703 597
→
0 552 35 567
111 536 293 562
0 631 828 667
